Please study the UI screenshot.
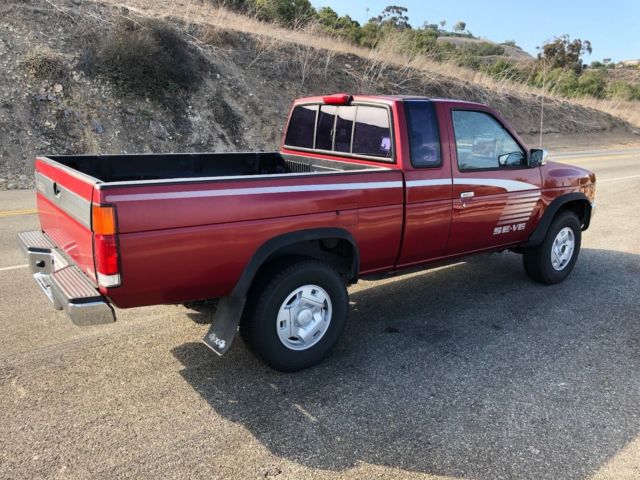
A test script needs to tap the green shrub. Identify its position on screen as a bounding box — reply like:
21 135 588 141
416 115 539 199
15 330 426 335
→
398 29 439 56
251 0 316 27
530 68 608 99
358 22 383 49
453 52 481 69
461 41 505 57
482 59 526 82
606 80 640 101
574 69 607 98
317 7 362 44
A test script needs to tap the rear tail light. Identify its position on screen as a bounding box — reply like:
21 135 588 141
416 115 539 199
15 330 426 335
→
92 204 116 235
92 204 121 288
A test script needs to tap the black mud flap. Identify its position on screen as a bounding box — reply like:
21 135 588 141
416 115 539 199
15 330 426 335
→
202 296 246 355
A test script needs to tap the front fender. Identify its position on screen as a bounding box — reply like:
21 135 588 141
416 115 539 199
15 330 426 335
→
523 192 592 247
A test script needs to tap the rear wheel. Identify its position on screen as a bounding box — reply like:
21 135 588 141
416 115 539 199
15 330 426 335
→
523 211 582 284
240 258 348 372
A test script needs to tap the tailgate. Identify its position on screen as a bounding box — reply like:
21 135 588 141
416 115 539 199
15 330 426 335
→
34 156 98 283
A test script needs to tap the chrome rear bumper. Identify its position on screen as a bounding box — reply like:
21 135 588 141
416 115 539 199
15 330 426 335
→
17 230 116 326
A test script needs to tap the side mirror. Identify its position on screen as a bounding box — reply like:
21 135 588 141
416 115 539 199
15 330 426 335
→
498 151 526 167
528 148 548 167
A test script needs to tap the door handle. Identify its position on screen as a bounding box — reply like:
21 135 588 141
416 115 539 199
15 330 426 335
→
460 191 474 199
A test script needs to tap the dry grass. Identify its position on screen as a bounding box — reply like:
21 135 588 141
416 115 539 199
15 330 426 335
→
577 98 640 128
87 0 640 127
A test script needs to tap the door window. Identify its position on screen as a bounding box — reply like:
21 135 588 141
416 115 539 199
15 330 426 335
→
452 110 525 170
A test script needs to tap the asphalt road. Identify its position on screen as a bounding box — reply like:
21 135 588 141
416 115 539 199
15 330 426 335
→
1 148 639 480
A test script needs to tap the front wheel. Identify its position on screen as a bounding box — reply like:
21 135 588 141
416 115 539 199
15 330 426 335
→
523 211 582 284
240 259 348 372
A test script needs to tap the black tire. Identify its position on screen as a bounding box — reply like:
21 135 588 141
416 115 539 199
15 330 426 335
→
240 258 348 372
523 211 582 284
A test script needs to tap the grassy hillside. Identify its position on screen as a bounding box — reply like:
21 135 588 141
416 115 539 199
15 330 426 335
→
0 0 638 189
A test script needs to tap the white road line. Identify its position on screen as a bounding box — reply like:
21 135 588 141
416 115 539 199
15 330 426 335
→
0 264 28 272
599 174 640 183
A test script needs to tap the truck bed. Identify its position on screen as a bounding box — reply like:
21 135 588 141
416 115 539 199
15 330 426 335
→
34 151 404 309
49 152 384 183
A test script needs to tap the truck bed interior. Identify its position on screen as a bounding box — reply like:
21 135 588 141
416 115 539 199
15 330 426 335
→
47 152 386 183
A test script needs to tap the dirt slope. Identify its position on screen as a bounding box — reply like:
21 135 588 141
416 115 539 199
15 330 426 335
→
0 0 637 189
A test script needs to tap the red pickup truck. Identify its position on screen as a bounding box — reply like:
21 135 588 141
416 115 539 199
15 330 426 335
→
19 94 596 371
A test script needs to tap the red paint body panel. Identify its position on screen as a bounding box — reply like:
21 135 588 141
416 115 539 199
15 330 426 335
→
36 194 97 282
33 95 596 311
440 101 545 253
396 101 454 265
34 157 97 282
35 157 96 199
95 170 403 233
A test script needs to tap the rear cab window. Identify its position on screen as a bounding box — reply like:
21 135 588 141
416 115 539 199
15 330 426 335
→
284 105 317 149
284 102 393 162
315 105 336 151
352 106 392 158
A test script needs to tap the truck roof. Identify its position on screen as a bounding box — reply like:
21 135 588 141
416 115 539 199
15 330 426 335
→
293 94 486 108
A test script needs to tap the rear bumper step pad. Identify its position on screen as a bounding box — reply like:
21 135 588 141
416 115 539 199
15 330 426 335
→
17 230 115 326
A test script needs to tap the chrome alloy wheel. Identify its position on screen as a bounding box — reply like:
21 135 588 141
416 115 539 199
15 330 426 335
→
551 227 575 271
276 285 333 351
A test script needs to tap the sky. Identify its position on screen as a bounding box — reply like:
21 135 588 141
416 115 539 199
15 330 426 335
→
310 0 639 62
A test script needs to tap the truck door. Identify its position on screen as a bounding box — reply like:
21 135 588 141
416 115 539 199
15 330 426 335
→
446 107 542 255
396 100 453 267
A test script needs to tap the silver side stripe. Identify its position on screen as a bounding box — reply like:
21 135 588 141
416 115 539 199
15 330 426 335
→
508 198 540 205
510 192 541 198
406 178 539 193
497 190 540 225
452 178 539 192
503 201 538 209
406 179 452 188
502 205 538 214
104 181 404 202
500 212 534 221
104 178 540 202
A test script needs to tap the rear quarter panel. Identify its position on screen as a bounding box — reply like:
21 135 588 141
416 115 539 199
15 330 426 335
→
96 170 404 308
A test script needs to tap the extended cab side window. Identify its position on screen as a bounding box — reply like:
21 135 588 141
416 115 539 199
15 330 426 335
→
452 110 525 171
405 101 441 168
284 105 318 149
